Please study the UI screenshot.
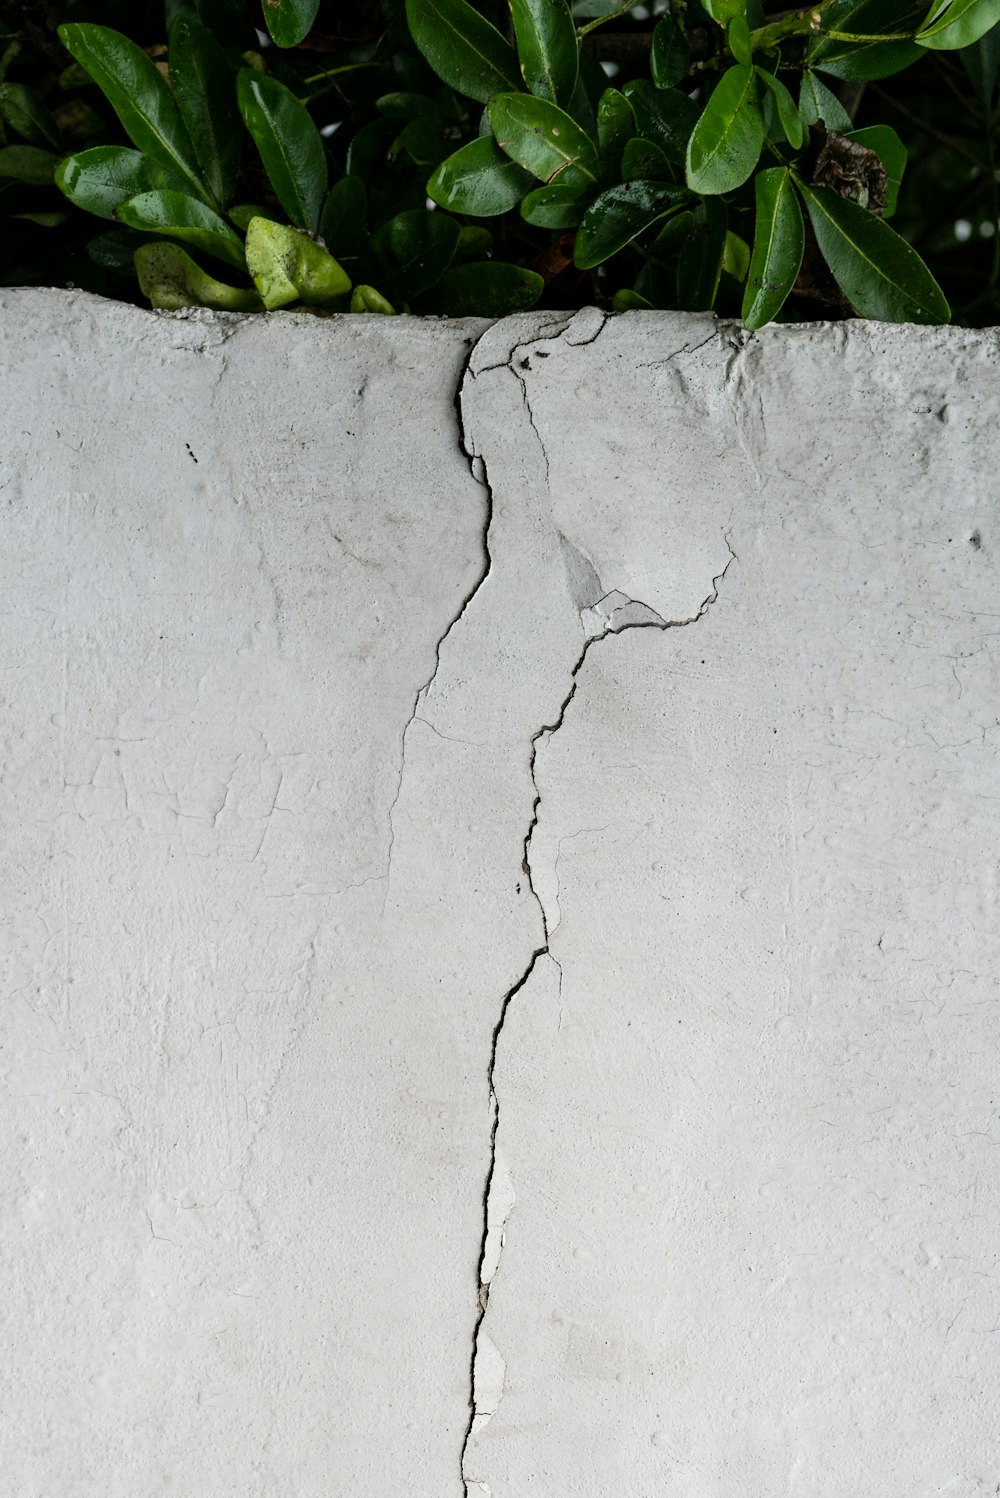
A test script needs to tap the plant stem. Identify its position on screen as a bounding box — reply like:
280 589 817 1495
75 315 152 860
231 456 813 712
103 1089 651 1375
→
577 0 639 40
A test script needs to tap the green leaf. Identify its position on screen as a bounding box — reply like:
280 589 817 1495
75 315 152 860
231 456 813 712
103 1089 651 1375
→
320 174 368 264
677 196 728 309
0 144 59 183
596 88 635 176
623 81 699 166
228 202 270 230
427 134 534 214
650 208 696 258
456 225 494 257
916 0 1000 47
245 215 351 307
799 180 950 322
612 288 654 310
369 207 461 301
169 18 241 207
742 165 804 328
488 92 600 186
685 65 763 195
134 240 263 310
756 66 803 147
350 284 396 314
55 145 189 220
116 189 246 268
960 23 1000 104
799 71 854 129
389 116 450 167
621 136 673 180
376 92 441 119
417 260 544 316
845 124 905 215
57 24 206 200
729 15 754 63
237 69 327 232
261 0 320 47
0 84 62 148
574 179 689 267
809 0 923 79
404 0 522 103
723 229 750 280
701 0 748 26
510 0 579 105
520 180 591 227
651 15 691 88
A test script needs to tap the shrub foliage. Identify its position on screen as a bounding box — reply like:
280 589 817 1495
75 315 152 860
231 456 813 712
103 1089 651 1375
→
1 0 998 325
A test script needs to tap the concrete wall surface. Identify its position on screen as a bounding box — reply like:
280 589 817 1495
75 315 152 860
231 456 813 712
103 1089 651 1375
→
1 287 998 1497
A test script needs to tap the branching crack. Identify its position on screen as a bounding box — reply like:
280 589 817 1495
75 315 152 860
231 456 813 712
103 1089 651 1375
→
458 313 739 1493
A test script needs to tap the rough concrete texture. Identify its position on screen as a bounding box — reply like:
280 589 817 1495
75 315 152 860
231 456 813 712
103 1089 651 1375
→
1 288 998 1497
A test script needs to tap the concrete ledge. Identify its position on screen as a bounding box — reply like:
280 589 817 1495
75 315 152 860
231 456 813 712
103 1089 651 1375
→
2 289 998 1496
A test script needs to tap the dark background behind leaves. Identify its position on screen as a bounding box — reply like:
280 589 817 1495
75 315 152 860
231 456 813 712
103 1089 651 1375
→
1 0 998 325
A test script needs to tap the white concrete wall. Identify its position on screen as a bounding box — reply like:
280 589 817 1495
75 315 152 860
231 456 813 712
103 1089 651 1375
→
1 288 998 1497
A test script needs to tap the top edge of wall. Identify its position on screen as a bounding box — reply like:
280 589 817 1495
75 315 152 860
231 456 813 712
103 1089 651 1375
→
3 283 999 357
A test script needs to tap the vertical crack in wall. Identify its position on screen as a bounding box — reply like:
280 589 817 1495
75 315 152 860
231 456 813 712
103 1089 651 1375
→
454 313 737 1495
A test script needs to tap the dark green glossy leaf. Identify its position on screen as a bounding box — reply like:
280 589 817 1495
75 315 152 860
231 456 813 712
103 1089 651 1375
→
320 175 368 264
0 84 61 149
564 66 598 142
622 81 699 166
404 0 522 102
724 229 750 279
169 18 241 206
799 71 854 129
229 202 270 231
350 284 396 313
456 225 493 256
117 189 246 268
845 124 905 215
0 145 58 183
245 215 350 306
917 0 1000 47
756 66 804 147
799 180 950 321
418 259 543 315
612 288 654 309
488 92 600 186
809 0 922 78
677 196 728 309
57 24 205 200
574 179 689 267
134 240 262 310
597 88 635 176
960 24 1000 104
56 146 189 220
262 0 320 47
520 180 591 226
685 65 763 194
510 0 579 105
376 92 440 118
651 15 691 87
701 0 748 25
369 207 460 301
86 227 146 271
622 136 673 180
345 118 398 181
390 116 450 167
428 135 534 215
237 69 327 231
742 165 804 328
649 208 696 259
729 15 753 63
